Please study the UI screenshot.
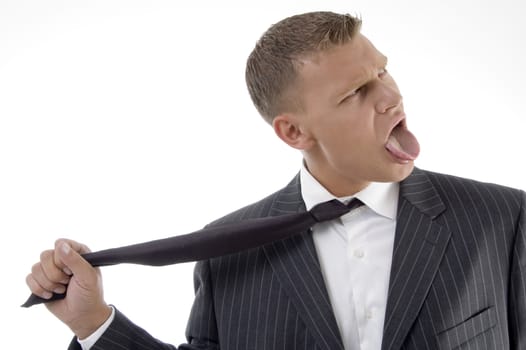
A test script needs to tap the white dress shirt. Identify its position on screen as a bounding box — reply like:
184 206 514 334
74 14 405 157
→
300 164 398 350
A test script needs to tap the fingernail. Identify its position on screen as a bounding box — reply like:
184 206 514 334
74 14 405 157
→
61 242 71 254
42 291 53 299
53 286 66 294
63 267 72 276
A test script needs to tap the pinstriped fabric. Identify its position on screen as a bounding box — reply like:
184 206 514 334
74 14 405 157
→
382 168 524 350
199 174 340 349
382 198 450 350
90 309 177 350
507 184 526 350
73 168 525 350
207 242 320 349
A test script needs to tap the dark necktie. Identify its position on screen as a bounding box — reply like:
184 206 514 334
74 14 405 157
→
23 198 363 308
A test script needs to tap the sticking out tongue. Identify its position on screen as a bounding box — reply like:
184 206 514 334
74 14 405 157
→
385 124 420 163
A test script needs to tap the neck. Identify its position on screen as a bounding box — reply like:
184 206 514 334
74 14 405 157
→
303 159 370 198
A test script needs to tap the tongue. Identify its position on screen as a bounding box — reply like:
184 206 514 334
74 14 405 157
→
385 125 420 162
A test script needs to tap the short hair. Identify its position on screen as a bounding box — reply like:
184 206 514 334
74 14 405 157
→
245 11 362 124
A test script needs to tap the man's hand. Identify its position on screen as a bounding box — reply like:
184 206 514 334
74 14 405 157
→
26 239 112 339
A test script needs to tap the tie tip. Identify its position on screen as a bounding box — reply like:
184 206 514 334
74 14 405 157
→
21 295 39 308
21 292 67 308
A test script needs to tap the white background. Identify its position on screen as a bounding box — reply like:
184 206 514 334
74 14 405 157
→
1 0 524 348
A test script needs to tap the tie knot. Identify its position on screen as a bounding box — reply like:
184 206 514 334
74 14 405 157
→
346 198 364 211
309 198 363 223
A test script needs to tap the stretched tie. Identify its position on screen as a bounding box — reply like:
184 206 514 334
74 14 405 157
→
23 198 363 307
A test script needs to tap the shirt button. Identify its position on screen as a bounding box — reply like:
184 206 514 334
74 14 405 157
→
365 309 373 319
353 249 364 258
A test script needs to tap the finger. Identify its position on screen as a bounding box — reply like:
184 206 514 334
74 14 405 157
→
40 250 71 285
28 263 66 296
26 273 53 299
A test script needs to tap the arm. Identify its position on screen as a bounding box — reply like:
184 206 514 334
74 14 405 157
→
67 307 178 350
509 190 526 349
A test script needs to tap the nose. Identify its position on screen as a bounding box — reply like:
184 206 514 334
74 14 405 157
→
374 82 402 114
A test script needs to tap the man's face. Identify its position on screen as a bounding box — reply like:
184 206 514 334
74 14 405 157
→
288 34 419 195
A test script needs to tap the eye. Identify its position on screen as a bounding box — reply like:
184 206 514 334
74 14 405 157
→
340 85 364 104
349 86 363 97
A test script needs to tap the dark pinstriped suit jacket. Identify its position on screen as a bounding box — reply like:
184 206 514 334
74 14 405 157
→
70 168 526 350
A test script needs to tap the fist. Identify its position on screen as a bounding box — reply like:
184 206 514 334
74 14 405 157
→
26 239 112 339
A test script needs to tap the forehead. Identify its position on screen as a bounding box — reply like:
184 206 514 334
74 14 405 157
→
296 34 387 97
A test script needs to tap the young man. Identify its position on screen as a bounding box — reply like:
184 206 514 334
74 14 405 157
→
26 11 525 350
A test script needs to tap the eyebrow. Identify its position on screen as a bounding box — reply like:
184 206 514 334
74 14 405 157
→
336 55 389 101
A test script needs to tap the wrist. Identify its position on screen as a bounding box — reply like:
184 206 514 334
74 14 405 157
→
71 304 113 340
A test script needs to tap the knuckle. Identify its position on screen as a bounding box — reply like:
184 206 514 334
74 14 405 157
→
47 267 66 282
26 274 46 295
31 262 42 275
41 260 66 283
39 277 58 291
39 249 53 262
25 273 34 287
31 264 58 290
81 245 91 254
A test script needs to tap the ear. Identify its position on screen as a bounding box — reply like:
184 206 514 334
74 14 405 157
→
272 113 315 150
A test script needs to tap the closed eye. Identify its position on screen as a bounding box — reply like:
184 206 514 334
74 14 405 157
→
338 67 388 105
340 85 364 104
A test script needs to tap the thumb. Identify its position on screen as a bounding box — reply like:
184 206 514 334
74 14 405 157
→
56 241 95 282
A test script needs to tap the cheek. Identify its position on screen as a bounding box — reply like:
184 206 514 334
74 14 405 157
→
311 105 378 148
324 126 374 159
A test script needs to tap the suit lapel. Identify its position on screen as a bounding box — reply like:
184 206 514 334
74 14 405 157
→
263 174 345 350
381 168 451 350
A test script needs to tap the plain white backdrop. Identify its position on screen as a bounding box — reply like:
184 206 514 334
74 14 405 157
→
1 0 524 348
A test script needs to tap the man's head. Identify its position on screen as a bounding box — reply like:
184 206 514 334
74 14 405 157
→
246 11 420 196
246 11 362 125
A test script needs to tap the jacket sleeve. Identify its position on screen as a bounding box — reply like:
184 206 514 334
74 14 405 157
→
67 260 219 350
509 190 526 349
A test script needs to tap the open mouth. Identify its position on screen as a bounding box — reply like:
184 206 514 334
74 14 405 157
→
385 117 420 163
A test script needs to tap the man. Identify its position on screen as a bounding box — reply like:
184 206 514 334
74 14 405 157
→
26 11 525 350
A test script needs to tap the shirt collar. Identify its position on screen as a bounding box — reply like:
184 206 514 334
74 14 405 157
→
299 162 399 220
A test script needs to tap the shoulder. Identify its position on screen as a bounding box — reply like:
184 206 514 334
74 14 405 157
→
207 173 303 227
415 167 524 211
